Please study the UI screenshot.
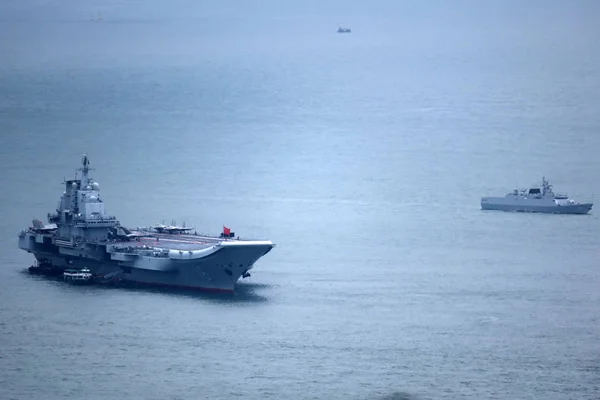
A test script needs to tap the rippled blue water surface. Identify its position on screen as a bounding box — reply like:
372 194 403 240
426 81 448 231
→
1 1 599 399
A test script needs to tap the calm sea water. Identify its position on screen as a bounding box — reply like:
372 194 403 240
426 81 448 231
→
1 1 599 399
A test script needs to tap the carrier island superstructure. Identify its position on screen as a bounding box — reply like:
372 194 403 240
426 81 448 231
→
18 154 274 293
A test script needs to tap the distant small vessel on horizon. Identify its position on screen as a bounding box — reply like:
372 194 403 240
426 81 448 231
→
89 12 102 21
337 26 351 33
481 177 593 214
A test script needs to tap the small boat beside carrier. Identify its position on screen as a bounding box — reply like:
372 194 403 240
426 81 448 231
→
63 268 93 284
481 177 593 214
28 259 63 277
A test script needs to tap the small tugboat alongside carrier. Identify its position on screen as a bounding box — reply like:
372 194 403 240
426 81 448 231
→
28 259 63 277
63 268 93 285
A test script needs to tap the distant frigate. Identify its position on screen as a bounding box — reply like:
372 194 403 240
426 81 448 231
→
19 154 274 292
481 177 593 214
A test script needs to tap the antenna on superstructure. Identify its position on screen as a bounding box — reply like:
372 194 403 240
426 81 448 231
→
78 153 95 185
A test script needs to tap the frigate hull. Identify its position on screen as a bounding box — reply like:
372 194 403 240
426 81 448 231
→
481 178 593 215
481 197 593 215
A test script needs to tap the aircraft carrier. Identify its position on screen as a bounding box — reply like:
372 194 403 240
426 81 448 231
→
19 154 274 293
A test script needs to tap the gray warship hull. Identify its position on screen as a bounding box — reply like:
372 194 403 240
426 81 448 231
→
18 154 274 293
481 198 592 215
20 231 273 293
481 177 593 215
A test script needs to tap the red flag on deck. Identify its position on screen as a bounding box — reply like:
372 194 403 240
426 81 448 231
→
223 226 231 236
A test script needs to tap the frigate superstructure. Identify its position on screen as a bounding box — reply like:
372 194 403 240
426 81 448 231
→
481 177 593 214
18 154 274 292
